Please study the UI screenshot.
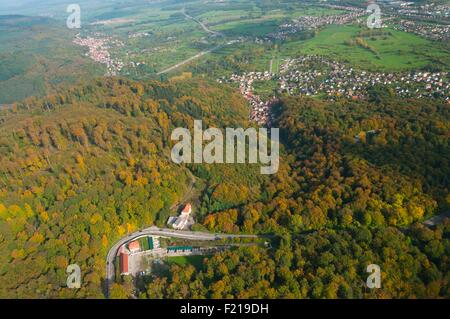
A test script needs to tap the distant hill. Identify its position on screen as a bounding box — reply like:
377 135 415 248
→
0 15 103 104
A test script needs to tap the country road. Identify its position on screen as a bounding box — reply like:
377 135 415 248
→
104 160 448 299
104 169 262 298
156 9 224 75
169 170 196 211
157 45 222 75
182 8 223 37
104 227 259 298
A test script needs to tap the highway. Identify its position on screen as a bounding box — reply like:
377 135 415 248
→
104 226 259 298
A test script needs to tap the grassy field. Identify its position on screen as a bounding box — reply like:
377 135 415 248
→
291 7 345 17
166 255 205 269
211 17 281 37
270 54 281 74
197 9 250 25
282 24 450 71
253 79 279 99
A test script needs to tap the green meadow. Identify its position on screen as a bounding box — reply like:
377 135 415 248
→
282 24 450 71
211 18 281 37
166 255 205 270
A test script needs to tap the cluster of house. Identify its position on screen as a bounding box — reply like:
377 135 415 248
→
220 71 277 125
219 55 448 125
392 19 449 41
257 1 448 44
128 31 152 39
382 1 450 41
167 203 194 230
392 2 450 18
266 6 366 41
278 56 449 100
117 203 198 276
73 34 125 76
119 242 219 276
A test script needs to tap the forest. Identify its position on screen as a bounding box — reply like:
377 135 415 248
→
0 77 448 298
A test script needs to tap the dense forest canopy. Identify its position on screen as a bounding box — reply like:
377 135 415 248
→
0 78 252 297
0 77 448 298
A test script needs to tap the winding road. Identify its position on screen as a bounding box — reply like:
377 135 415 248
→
105 227 259 298
104 167 264 298
105 212 449 297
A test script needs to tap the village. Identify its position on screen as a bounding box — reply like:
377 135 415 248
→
262 2 449 43
222 71 276 126
73 34 125 76
388 1 450 20
277 56 449 100
383 1 449 41
219 55 449 125
265 5 367 42
392 19 449 41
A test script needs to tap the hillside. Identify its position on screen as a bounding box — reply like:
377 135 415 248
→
132 91 450 299
0 15 103 104
0 78 448 298
0 77 252 298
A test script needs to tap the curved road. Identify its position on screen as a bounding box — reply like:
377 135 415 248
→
105 226 258 298
105 211 450 297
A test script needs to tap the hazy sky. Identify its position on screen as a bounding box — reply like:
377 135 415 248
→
0 0 128 17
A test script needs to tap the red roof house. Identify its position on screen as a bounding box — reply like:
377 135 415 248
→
128 240 140 253
120 252 129 275
181 203 192 215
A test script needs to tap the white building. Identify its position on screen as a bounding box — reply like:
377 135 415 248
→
167 204 192 230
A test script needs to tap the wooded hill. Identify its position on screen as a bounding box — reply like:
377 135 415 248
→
0 78 448 298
